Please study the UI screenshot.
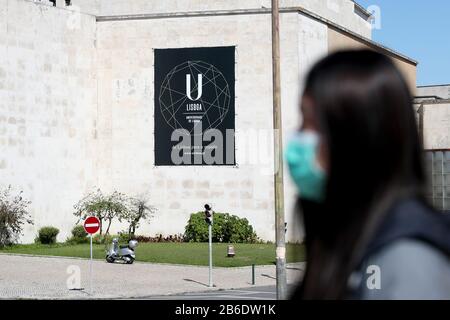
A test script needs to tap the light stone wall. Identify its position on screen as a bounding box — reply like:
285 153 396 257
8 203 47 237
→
68 0 371 39
94 10 331 242
417 85 450 99
422 102 450 150
96 12 311 242
1 0 383 243
0 0 97 242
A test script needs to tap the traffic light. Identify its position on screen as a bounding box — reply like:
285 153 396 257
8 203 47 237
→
204 204 213 225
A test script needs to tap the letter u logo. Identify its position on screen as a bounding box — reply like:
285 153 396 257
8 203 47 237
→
186 74 203 101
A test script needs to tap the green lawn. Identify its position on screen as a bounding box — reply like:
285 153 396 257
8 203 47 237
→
0 242 305 267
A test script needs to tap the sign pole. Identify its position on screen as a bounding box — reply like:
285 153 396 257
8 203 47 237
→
208 223 213 288
84 216 100 296
90 233 93 295
271 0 287 300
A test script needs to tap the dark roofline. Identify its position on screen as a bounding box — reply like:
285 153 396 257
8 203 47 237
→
352 1 372 19
414 95 443 100
295 7 417 65
414 98 450 105
417 84 450 88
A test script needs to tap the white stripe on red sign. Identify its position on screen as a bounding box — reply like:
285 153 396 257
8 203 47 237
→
85 223 99 227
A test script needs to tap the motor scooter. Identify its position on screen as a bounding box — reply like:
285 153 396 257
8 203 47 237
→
106 238 138 264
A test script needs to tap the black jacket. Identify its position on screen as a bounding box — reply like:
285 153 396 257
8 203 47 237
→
292 197 450 299
348 198 450 299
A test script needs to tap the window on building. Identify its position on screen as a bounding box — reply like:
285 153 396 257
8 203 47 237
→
425 150 450 212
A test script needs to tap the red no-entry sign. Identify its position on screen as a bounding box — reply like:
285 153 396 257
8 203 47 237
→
84 216 100 234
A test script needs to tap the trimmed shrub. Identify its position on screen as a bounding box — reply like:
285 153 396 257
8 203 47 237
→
184 212 258 243
225 215 259 243
66 225 89 244
36 226 59 244
92 233 113 244
72 225 87 238
118 230 131 243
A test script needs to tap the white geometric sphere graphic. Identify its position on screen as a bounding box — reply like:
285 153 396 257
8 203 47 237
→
159 61 231 133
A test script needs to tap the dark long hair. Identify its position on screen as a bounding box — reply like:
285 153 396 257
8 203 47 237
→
296 50 427 299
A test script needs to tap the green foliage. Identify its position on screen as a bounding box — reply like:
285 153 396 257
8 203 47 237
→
185 212 209 242
71 225 87 238
184 212 258 243
91 232 129 247
73 189 128 236
36 226 60 244
118 230 132 243
123 195 157 237
92 233 113 244
66 225 89 244
134 234 185 243
225 215 259 243
0 186 33 247
73 190 157 240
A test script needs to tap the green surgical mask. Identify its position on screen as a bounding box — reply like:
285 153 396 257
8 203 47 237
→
285 131 326 202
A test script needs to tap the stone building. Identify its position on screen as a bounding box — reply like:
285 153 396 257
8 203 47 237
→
414 85 450 212
0 0 419 243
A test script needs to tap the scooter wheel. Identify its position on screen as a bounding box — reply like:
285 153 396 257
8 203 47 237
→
106 255 115 263
126 257 135 264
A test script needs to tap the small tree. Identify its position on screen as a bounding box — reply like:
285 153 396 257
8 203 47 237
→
73 189 128 237
74 189 104 234
102 191 129 236
124 195 157 238
0 186 33 247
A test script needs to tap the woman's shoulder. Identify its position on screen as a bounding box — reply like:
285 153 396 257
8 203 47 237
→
359 238 450 300
365 197 450 262
352 197 450 299
368 238 450 274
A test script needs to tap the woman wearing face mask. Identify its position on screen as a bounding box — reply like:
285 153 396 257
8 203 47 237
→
286 50 450 300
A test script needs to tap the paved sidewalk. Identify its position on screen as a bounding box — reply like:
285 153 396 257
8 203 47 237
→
0 254 304 299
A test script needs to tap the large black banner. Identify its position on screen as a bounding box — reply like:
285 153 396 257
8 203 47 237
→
154 46 235 166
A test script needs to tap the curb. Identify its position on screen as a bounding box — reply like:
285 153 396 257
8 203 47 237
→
0 252 305 269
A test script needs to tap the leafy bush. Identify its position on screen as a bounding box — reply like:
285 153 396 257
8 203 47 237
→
225 215 259 243
184 212 258 243
0 186 33 247
66 225 88 244
36 226 59 244
118 230 131 243
92 233 113 244
71 225 87 238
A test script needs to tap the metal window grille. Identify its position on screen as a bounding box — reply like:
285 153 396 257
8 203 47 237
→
425 150 450 212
